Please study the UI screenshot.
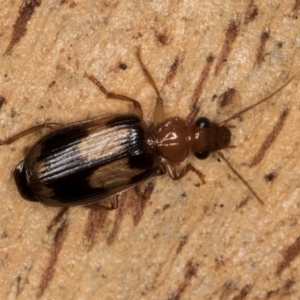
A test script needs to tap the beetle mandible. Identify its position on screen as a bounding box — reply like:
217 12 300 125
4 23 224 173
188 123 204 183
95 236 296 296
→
0 48 292 209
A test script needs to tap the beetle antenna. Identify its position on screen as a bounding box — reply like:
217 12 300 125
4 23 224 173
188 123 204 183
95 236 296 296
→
136 47 162 99
216 150 264 205
219 77 294 126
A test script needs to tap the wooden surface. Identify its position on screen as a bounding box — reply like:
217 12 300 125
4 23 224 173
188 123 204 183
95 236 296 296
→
1 1 300 299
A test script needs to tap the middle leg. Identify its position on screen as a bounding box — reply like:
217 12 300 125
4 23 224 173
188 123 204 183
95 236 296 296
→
84 73 143 118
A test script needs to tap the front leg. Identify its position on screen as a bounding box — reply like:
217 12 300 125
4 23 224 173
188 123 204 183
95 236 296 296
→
165 162 206 184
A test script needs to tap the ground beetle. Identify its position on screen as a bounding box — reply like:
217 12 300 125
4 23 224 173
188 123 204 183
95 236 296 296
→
0 49 292 209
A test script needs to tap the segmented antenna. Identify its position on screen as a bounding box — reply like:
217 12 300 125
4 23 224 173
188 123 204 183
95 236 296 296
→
219 77 294 126
218 76 294 204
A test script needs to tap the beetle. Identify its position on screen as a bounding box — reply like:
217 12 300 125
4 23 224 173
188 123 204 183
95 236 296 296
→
0 49 292 209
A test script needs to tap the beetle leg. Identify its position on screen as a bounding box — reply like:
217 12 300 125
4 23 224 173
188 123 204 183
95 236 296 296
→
136 48 165 126
165 163 206 184
84 73 143 118
85 195 119 210
0 123 62 145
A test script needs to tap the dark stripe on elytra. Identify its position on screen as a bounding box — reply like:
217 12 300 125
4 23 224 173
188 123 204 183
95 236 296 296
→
34 125 92 182
43 165 110 206
123 124 154 170
36 125 89 162
107 115 156 170
42 163 156 206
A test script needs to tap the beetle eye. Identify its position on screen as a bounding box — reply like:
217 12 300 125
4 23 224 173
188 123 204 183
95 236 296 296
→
194 151 210 160
195 117 210 128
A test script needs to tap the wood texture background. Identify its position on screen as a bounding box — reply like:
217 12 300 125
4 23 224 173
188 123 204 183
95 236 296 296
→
0 1 300 299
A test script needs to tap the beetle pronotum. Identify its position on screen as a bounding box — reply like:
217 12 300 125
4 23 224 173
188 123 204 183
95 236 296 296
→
0 49 293 209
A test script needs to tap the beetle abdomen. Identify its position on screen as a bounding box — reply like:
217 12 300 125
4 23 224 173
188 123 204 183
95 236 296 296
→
15 115 157 206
